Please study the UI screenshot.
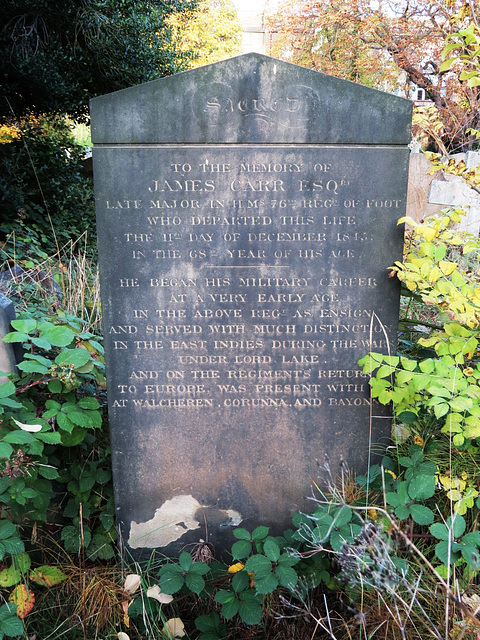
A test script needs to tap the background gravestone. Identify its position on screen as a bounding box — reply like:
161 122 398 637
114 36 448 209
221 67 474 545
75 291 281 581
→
0 294 19 384
91 53 412 557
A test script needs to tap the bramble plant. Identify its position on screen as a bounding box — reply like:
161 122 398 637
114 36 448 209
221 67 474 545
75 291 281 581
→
0 304 113 631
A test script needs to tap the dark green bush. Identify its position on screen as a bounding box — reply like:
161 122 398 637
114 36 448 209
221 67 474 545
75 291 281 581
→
0 116 95 257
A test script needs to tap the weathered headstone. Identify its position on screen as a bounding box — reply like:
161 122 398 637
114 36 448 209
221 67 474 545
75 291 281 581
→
0 294 19 384
91 53 412 557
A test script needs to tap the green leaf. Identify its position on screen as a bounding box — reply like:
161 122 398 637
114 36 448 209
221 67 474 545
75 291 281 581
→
2 332 30 343
55 349 90 368
251 526 269 541
4 432 35 445
39 324 75 347
56 412 74 433
409 504 434 525
430 523 449 541
35 432 62 444
435 540 461 565
254 572 278 594
0 382 16 399
275 565 298 589
449 515 466 538
244 555 272 577
185 571 205 595
221 597 240 620
189 562 210 576
238 595 262 625
408 474 436 500
333 507 352 528
450 396 473 412
214 589 233 604
0 521 17 541
48 379 63 394
263 539 280 562
179 551 193 572
0 443 13 459
31 337 52 350
10 319 36 334
159 567 184 594
231 540 252 560
16 361 49 374
38 464 59 480
0 603 24 636
77 397 100 410
30 566 68 586
232 570 249 593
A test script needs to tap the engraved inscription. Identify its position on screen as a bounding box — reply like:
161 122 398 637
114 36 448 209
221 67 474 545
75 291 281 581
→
98 146 403 414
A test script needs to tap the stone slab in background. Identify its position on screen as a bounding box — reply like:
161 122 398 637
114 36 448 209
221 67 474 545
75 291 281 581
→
91 53 412 558
0 294 18 384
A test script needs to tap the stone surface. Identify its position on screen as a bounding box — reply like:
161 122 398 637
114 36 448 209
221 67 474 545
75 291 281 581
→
0 294 18 384
91 53 412 558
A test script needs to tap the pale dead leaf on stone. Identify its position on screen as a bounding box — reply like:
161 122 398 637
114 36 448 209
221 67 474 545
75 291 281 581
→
117 633 130 640
162 617 186 638
123 573 141 595
147 584 173 604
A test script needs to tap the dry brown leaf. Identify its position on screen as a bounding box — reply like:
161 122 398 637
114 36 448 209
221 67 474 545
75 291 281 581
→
147 584 174 604
162 617 186 638
123 573 141 595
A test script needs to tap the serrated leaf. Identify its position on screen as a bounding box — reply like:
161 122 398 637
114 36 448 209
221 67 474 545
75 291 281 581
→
16 361 49 374
77 397 100 410
0 567 21 587
185 571 205 595
55 349 90 368
221 597 240 620
178 551 193 572
275 565 298 589
244 554 272 577
30 566 67 586
254 572 278 594
10 319 36 334
39 324 75 347
238 597 262 625
37 465 59 480
231 539 252 560
232 570 250 592
409 504 434 525
408 474 435 500
0 442 13 458
48 379 63 394
263 539 280 562
4 431 35 444
0 603 24 635
159 568 184 595
0 521 17 540
251 526 269 541
9 583 34 618
0 381 16 399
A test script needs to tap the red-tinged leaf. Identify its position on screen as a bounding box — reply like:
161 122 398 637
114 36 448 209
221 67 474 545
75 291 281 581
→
9 583 34 618
30 565 67 586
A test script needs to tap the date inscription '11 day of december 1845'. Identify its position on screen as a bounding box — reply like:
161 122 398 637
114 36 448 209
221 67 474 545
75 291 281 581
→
91 53 412 557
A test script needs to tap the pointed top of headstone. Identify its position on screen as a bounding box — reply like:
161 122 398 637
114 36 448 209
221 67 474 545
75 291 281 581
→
91 53 412 145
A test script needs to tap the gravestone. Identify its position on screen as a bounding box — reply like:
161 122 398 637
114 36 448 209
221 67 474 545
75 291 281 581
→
91 53 412 557
0 294 19 384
